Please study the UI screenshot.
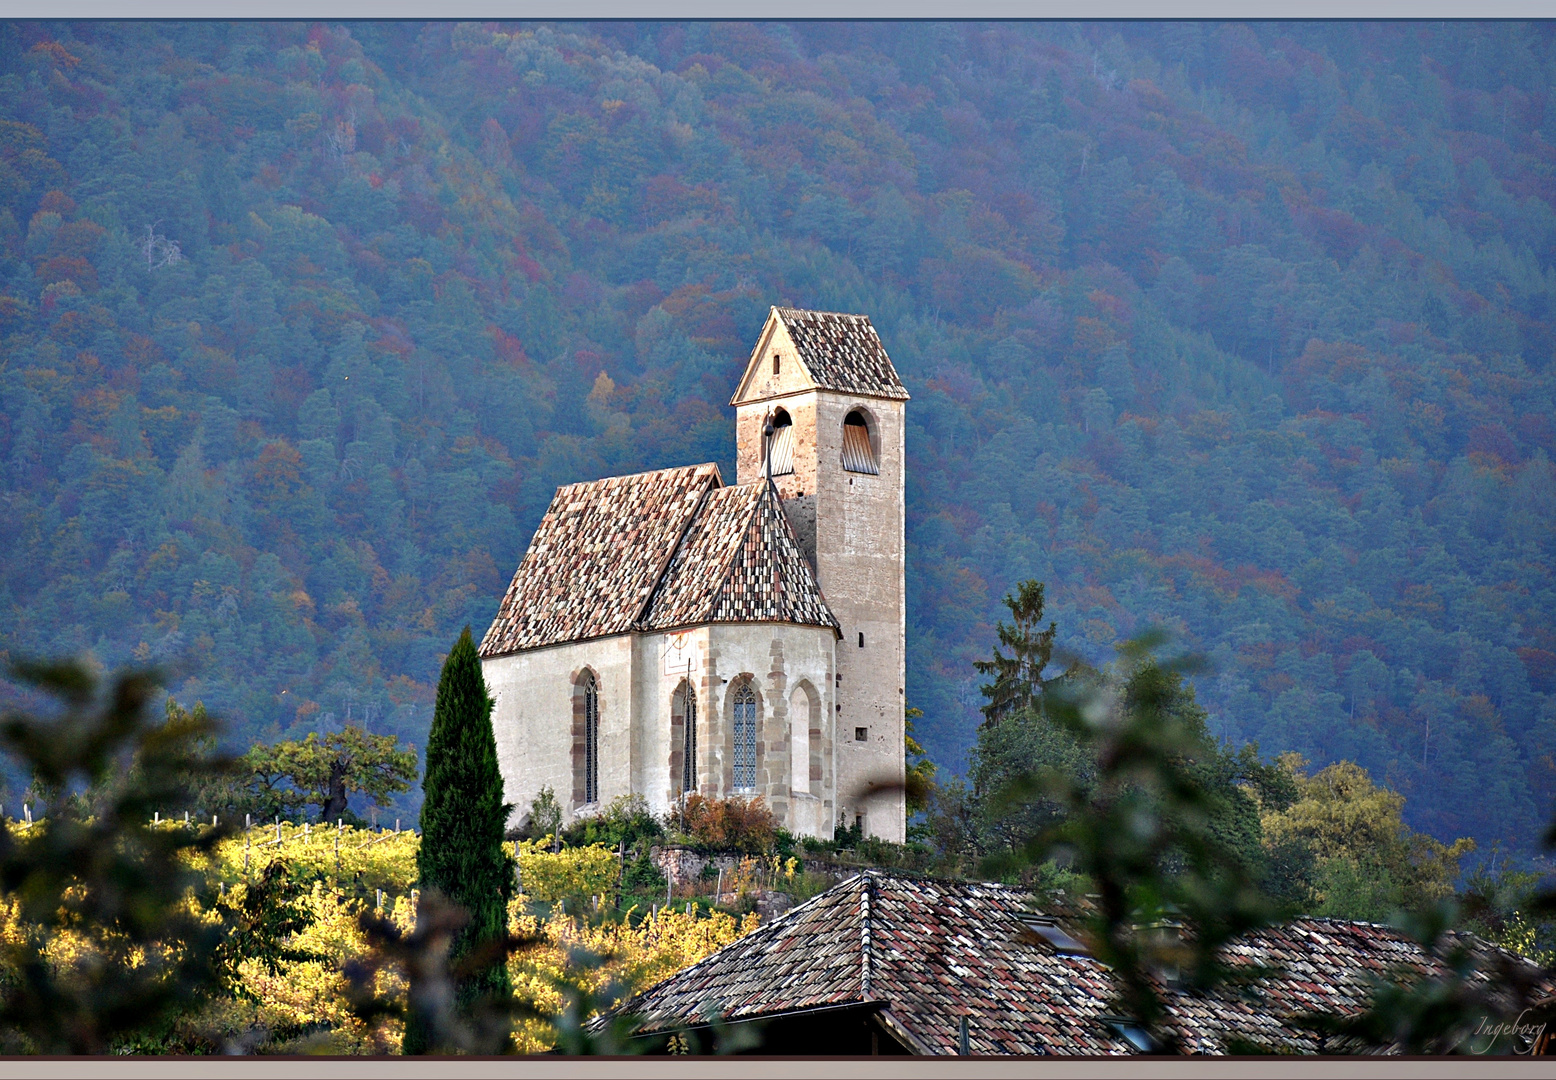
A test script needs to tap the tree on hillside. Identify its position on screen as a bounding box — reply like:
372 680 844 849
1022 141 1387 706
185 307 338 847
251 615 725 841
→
407 626 513 1053
903 704 935 818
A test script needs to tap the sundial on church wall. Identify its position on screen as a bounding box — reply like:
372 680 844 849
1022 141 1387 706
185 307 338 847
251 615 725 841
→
662 631 701 676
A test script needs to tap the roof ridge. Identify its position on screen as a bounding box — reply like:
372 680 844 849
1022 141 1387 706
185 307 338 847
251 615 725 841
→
860 870 874 1000
556 460 719 494
775 305 872 318
591 871 872 1034
630 471 721 631
698 482 769 626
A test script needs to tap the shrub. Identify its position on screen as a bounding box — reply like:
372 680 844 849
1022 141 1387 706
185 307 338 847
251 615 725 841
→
678 795 776 854
563 794 663 851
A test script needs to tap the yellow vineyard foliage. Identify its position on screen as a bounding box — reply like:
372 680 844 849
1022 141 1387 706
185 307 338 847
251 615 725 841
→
513 837 620 904
1 818 759 1052
506 902 759 1052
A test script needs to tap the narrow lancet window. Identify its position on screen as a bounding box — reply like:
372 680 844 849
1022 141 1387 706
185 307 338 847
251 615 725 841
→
733 682 758 792
676 681 698 796
583 672 599 805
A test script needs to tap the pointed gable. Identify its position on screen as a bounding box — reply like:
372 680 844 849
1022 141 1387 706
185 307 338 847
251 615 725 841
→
640 482 839 634
479 464 721 657
731 307 909 406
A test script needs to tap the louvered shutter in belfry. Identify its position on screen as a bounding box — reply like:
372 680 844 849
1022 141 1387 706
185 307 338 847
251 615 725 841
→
841 422 878 474
768 422 795 476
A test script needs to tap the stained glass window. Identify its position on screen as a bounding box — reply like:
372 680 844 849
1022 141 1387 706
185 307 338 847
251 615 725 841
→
733 683 757 792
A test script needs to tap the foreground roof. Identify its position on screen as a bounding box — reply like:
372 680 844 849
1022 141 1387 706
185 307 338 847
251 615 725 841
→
480 466 837 657
603 870 1552 1056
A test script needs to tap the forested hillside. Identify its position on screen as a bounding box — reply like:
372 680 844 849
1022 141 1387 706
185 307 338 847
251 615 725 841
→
0 22 1552 855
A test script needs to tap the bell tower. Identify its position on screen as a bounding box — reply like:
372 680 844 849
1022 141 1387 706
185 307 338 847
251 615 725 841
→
732 307 909 842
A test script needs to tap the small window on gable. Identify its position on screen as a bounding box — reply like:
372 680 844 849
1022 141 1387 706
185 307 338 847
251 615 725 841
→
773 352 781 375
842 411 878 475
768 409 794 477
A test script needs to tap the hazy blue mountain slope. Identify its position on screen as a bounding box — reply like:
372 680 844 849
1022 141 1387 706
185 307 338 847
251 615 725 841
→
0 22 1551 849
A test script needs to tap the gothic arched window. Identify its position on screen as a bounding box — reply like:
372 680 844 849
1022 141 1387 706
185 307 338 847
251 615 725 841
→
732 682 758 792
577 671 599 806
673 680 697 797
841 410 878 474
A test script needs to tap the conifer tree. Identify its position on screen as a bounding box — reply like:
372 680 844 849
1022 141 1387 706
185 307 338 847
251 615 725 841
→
408 626 512 1051
972 579 1065 726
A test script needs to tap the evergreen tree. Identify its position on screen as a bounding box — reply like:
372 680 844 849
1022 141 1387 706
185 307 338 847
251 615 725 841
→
408 627 512 1052
972 579 1066 726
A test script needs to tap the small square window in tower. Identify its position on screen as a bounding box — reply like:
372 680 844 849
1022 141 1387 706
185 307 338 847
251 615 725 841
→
841 411 878 474
767 409 795 477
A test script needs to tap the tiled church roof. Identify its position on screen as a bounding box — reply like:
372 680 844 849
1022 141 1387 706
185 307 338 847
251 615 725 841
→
771 308 910 401
480 467 837 658
600 870 1553 1056
641 483 838 634
479 465 719 657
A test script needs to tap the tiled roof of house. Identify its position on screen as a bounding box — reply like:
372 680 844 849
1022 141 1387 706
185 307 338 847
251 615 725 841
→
602 870 1553 1056
480 467 837 658
641 483 838 634
772 308 910 402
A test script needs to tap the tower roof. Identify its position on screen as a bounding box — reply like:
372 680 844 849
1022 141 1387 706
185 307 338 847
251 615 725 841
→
480 465 837 658
731 307 910 406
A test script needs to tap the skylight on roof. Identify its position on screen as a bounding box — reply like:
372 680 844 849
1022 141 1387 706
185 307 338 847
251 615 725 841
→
1102 1018 1158 1054
1014 913 1090 956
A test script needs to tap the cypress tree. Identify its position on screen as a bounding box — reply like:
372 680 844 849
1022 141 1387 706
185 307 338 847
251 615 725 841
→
409 626 512 1051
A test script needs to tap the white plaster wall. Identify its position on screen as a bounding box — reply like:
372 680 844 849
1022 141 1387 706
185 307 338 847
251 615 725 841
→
629 626 709 818
701 621 836 839
483 632 635 830
485 622 837 839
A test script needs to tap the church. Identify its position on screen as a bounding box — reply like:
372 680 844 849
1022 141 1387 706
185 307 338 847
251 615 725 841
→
478 307 909 842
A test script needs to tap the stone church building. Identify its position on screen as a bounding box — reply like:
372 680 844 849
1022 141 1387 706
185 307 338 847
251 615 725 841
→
478 307 908 841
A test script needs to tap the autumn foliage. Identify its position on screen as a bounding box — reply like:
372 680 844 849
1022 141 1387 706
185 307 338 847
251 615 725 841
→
676 795 778 855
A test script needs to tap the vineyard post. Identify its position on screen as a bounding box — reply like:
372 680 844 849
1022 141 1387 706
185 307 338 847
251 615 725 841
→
244 830 250 874
616 838 625 909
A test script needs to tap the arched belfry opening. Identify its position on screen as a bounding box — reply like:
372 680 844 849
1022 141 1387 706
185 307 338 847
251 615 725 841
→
841 410 878 475
767 408 794 477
